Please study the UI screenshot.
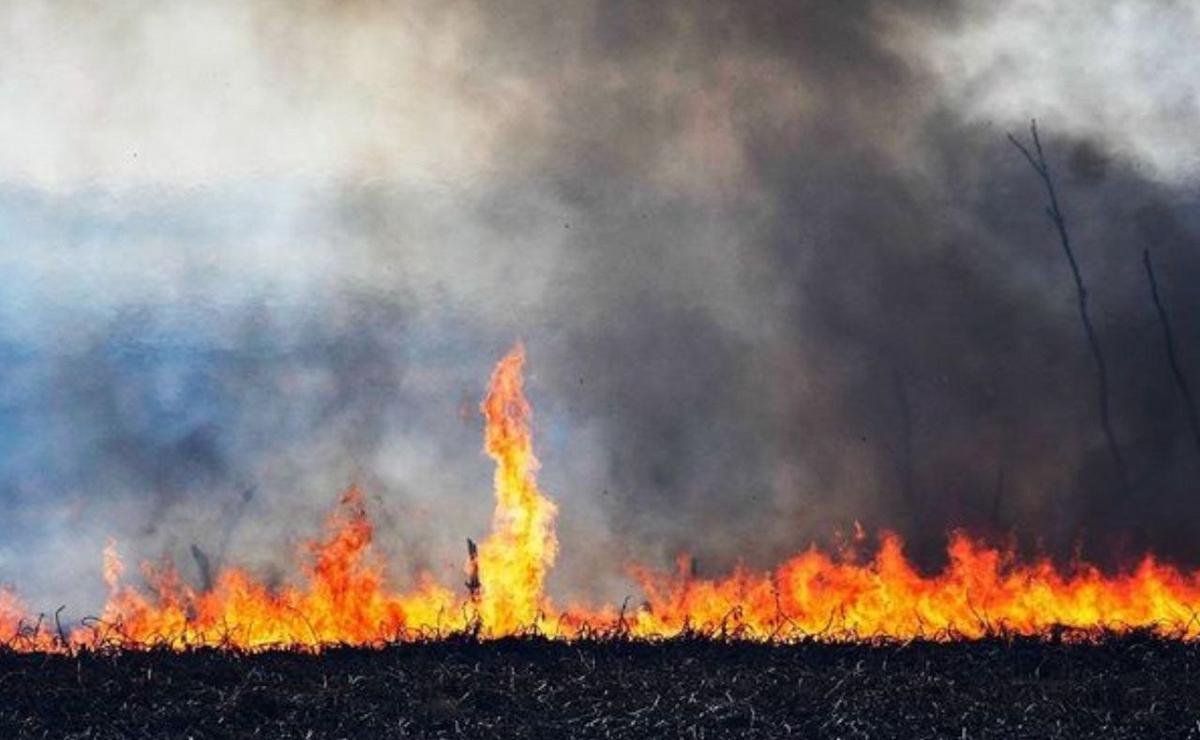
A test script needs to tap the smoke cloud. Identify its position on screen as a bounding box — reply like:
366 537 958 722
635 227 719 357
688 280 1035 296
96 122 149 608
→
1 0 1198 613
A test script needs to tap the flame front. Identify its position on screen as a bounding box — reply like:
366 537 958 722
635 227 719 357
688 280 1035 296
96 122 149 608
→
4 342 1200 650
622 533 1200 640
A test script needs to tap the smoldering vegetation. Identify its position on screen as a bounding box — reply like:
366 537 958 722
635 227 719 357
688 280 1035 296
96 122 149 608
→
1 0 1199 613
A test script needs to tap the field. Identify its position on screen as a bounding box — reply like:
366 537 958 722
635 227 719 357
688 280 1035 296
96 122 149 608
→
3 633 1199 739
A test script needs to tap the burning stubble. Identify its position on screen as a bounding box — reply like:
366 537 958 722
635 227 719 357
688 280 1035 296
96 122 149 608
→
6 345 1200 650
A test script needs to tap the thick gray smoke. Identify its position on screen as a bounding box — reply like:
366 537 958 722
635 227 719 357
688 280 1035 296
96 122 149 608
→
0 0 1198 614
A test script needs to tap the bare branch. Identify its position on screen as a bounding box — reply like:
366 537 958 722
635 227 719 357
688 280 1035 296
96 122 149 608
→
1142 248 1200 458
1007 119 1130 497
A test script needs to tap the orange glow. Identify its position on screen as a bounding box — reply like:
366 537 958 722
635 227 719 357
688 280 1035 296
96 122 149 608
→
3 342 1200 650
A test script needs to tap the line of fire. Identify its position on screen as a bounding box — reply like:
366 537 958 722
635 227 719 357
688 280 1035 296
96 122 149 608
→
3 342 1199 652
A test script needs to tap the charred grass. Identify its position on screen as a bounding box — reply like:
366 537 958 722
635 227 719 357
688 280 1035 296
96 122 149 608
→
2 632 1199 738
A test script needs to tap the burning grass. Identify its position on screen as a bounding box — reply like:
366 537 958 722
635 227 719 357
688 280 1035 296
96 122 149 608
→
4 345 1200 736
2 632 1198 739
6 344 1200 651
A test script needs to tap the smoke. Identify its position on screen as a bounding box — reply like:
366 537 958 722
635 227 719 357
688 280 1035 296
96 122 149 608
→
1 0 1199 613
919 0 1200 183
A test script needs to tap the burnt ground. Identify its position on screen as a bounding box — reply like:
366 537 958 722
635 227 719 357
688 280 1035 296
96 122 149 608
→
2 634 1200 739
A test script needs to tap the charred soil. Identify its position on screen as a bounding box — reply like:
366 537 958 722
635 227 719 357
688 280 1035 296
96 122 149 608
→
2 634 1198 739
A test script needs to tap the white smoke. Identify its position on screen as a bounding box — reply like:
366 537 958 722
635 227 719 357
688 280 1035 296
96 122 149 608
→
920 0 1200 182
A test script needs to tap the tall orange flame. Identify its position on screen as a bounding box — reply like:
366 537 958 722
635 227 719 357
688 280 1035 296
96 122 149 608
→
475 343 558 633
2 342 1200 651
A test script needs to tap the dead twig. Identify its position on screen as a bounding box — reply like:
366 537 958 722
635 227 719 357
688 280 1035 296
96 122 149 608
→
1142 248 1200 459
1008 119 1130 498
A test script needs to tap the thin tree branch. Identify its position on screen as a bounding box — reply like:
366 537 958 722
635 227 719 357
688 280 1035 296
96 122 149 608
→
1142 248 1200 458
1008 119 1130 497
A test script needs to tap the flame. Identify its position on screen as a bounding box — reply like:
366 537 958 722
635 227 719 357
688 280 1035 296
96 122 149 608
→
3 342 1200 650
78 486 457 649
622 532 1200 640
475 343 558 634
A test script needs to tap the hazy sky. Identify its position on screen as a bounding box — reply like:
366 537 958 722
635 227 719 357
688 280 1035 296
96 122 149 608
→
1 0 1198 613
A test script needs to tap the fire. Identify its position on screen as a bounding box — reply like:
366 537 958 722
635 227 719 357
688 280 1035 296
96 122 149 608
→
3 342 1200 650
625 533 1200 640
475 343 559 633
79 486 457 649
